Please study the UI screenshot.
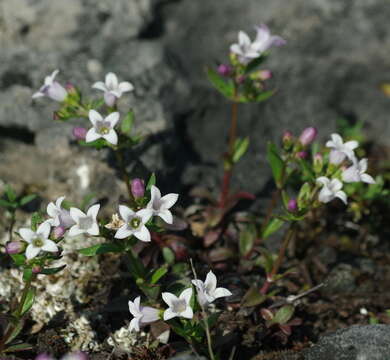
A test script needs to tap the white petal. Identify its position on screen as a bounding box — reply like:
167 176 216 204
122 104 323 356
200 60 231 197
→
129 317 140 332
92 81 108 92
157 210 173 224
87 204 100 219
134 225 151 242
55 196 65 208
37 222 51 239
25 245 41 259
106 112 120 128
330 179 343 192
137 208 153 223
214 287 232 299
191 279 204 290
318 187 333 203
41 239 58 253
103 129 118 145
141 307 160 323
230 44 243 56
68 225 85 237
160 193 179 210
32 91 45 99
204 271 217 293
335 191 347 204
119 205 134 222
342 166 359 183
85 127 101 143
89 109 103 125
119 81 134 93
114 225 132 239
238 31 251 46
330 134 343 146
162 292 177 307
47 202 58 217
329 150 346 165
70 207 86 222
105 72 118 89
361 173 376 184
150 185 161 203
48 69 59 84
359 158 368 173
316 177 330 186
129 297 141 316
104 92 117 107
47 82 67 102
19 228 35 243
163 308 177 321
344 140 359 151
180 288 193 304
180 306 193 319
87 222 100 236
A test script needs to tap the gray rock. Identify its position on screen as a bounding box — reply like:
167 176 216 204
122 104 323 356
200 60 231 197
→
323 263 356 295
304 325 390 360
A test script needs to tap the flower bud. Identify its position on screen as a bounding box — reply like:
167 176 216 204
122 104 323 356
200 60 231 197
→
62 351 88 360
35 354 55 360
72 127 87 140
299 127 317 146
258 70 272 80
53 226 66 239
131 178 145 199
47 82 68 102
282 131 293 150
32 265 42 274
6 241 24 254
313 153 323 173
65 83 77 95
236 75 246 84
296 151 308 159
217 64 232 77
287 199 297 212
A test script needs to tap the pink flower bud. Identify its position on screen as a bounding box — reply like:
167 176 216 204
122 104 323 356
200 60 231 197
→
53 226 66 239
236 75 246 84
299 127 317 146
217 64 232 77
258 70 272 80
282 130 293 142
65 83 77 95
287 199 297 212
296 151 308 159
35 354 55 360
6 241 24 254
72 127 87 140
63 352 88 360
32 265 42 274
131 178 145 199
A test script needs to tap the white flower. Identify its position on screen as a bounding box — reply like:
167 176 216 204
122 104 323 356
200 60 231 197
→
68 204 100 236
342 158 376 184
32 69 68 102
92 72 134 107
128 296 160 332
191 270 232 306
230 31 262 65
46 196 75 229
114 205 153 242
162 288 193 320
86 110 119 145
326 133 358 165
316 177 347 204
19 222 58 259
252 24 286 54
147 185 178 224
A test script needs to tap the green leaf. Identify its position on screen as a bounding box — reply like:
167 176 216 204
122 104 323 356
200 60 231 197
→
241 286 267 307
20 288 35 316
239 223 256 257
78 138 107 149
19 194 37 206
10 254 25 266
149 266 168 285
78 242 123 256
22 268 33 282
254 89 275 103
262 218 285 239
162 247 175 265
257 248 276 274
271 305 294 325
5 184 17 202
126 248 146 279
4 342 33 352
206 67 234 99
298 159 315 181
266 142 285 188
146 173 156 191
121 110 134 135
245 55 267 74
232 137 250 163
0 198 13 208
40 265 66 275
80 193 97 212
31 212 44 231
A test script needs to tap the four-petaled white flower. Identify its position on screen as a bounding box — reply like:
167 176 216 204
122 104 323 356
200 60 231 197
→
326 133 358 165
32 69 68 102
19 222 58 259
191 270 232 306
128 296 160 332
86 110 119 145
92 72 134 107
68 204 100 236
316 177 347 204
147 185 178 224
230 30 262 65
115 205 153 242
46 196 75 229
162 288 193 320
342 158 376 184
252 24 286 54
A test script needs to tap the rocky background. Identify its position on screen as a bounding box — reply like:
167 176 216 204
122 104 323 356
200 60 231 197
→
1 0 390 202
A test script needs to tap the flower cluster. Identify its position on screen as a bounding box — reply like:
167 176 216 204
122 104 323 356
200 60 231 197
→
128 270 231 332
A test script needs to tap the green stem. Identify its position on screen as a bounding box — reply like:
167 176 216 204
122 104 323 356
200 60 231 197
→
8 210 16 243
